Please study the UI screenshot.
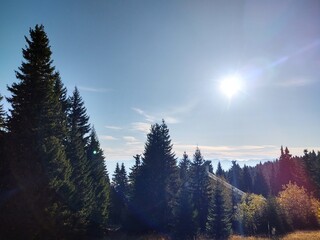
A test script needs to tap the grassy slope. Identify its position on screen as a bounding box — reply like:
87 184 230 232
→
102 231 320 239
230 231 320 240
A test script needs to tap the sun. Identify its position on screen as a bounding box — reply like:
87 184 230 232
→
219 74 242 99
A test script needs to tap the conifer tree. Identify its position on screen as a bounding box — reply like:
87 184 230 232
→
128 154 141 198
133 120 179 233
227 161 243 190
0 93 7 192
216 161 225 178
242 165 253 193
174 183 195 240
190 147 211 233
5 25 74 238
206 181 231 240
67 87 94 231
253 168 269 197
0 94 5 131
86 128 110 235
179 151 191 184
110 163 128 226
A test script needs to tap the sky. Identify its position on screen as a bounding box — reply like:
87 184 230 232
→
1 0 320 172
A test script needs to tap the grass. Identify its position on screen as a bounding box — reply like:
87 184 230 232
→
102 231 320 240
230 230 320 240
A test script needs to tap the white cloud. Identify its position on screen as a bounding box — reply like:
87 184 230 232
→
132 107 155 122
123 136 138 142
99 135 118 141
131 122 151 134
164 116 180 124
173 144 279 160
78 86 113 93
105 125 122 130
277 78 313 87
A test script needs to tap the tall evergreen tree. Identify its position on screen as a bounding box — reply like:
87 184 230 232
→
110 163 128 226
190 147 211 233
86 128 110 235
227 160 243 190
174 183 195 240
128 154 141 198
179 151 191 184
67 87 94 231
253 168 269 197
206 181 231 240
5 25 74 238
133 120 179 233
0 94 5 131
242 165 253 193
216 161 225 178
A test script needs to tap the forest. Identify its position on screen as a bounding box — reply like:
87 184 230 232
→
0 25 320 240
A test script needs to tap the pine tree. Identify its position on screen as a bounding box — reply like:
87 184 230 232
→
253 168 269 197
179 151 191 184
133 120 179 233
216 161 225 178
242 165 253 193
227 161 243 190
128 154 141 198
174 183 195 240
67 87 94 231
206 181 231 240
190 147 211 233
86 128 110 235
0 94 5 131
5 25 74 238
0 93 8 193
110 163 128 226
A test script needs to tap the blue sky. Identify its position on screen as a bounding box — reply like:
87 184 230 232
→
1 0 320 171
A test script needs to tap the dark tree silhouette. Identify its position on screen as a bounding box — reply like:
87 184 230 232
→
67 87 94 232
206 181 231 240
5 25 74 239
86 128 110 235
132 120 179 233
190 147 211 233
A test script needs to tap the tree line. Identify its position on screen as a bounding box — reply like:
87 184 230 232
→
0 25 320 239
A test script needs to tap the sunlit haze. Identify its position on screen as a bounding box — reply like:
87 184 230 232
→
219 74 243 99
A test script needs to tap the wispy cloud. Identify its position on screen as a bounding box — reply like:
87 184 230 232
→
131 122 151 134
99 135 118 141
123 136 141 145
277 78 313 87
78 86 113 93
132 107 181 124
164 116 180 124
174 144 320 161
132 107 155 122
174 144 279 160
105 125 122 130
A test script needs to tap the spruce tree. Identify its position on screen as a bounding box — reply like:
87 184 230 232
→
242 165 253 193
6 25 74 238
206 181 231 240
253 168 269 197
67 87 94 231
0 94 5 131
110 163 128 226
86 128 110 235
179 151 191 184
190 147 211 233
133 120 179 233
174 183 195 240
216 161 225 178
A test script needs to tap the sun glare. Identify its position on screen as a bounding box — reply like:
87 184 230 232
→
219 74 242 99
